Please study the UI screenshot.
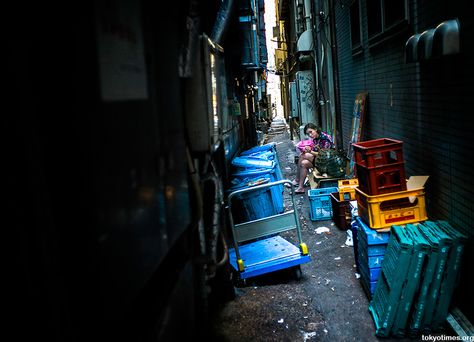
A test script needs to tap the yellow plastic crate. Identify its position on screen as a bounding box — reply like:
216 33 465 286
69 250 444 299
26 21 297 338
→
355 187 427 230
338 178 359 201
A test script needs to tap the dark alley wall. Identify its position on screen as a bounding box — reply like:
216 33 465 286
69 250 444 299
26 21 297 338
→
7 1 196 340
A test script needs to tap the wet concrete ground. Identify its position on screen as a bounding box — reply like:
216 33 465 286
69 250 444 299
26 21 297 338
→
209 118 420 341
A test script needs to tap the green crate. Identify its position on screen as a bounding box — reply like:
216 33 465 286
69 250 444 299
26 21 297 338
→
431 221 467 331
391 224 430 337
409 221 453 335
420 221 453 331
369 225 414 337
408 224 438 335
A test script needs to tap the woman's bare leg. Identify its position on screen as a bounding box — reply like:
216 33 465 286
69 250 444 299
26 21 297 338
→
295 154 314 192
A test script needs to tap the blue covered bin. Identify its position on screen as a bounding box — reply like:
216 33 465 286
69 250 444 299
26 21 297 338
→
231 156 275 169
240 143 283 182
240 143 277 156
232 167 284 214
228 176 277 224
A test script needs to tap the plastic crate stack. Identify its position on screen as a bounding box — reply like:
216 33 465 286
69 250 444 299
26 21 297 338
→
330 179 359 230
369 221 467 338
354 216 390 298
352 138 428 230
351 138 428 297
229 143 284 223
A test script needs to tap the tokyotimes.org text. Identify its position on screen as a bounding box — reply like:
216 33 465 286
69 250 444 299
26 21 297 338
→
422 335 474 341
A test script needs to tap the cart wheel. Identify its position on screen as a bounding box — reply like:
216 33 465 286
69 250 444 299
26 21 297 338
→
233 272 247 287
293 265 302 280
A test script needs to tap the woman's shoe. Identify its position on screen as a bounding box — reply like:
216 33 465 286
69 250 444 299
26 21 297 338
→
294 188 305 194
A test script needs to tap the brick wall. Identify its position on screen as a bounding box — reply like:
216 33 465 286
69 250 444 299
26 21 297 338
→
335 0 474 232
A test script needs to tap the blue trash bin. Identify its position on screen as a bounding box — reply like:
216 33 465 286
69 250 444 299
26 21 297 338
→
232 167 284 214
227 176 277 224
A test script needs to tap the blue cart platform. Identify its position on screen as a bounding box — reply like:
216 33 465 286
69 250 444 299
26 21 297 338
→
227 179 311 282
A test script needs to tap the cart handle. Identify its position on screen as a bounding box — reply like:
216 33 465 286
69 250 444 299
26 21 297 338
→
227 179 294 202
226 179 304 263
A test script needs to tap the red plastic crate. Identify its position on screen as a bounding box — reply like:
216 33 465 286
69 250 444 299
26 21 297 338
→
355 163 407 195
352 138 407 195
353 138 404 168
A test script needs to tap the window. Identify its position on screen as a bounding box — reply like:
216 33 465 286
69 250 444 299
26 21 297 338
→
367 0 408 45
350 0 362 53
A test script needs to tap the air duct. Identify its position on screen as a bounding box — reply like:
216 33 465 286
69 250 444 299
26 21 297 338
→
211 0 235 45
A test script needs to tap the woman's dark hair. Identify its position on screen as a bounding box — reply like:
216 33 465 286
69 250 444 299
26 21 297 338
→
303 123 321 135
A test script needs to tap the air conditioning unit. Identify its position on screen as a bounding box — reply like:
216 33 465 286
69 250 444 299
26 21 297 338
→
185 35 228 153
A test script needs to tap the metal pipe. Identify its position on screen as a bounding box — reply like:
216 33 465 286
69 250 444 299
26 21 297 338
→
328 0 343 150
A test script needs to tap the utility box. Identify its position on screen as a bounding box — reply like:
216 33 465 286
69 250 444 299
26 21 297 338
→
289 81 299 118
295 70 316 126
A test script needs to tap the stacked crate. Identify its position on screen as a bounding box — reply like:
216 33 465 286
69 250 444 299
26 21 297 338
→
368 221 467 338
329 178 359 230
352 138 427 230
351 138 428 298
338 178 359 201
355 216 390 298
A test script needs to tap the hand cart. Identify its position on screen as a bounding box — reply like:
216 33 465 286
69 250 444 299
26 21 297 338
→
227 179 310 284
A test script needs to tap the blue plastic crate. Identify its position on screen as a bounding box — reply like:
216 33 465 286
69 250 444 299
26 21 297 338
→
358 262 382 281
308 187 338 221
359 263 379 295
356 216 390 246
358 244 385 268
358 237 388 256
357 231 388 258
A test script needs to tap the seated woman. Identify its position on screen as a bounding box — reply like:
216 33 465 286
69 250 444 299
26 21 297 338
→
294 123 334 193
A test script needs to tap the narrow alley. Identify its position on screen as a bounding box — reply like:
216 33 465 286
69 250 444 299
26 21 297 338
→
209 118 424 341
7 1 473 341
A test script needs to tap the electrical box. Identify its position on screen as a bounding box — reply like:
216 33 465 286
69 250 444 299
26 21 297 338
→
289 81 299 118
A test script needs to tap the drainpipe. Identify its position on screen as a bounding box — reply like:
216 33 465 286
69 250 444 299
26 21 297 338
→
211 0 235 45
303 0 320 125
328 0 343 150
303 0 312 33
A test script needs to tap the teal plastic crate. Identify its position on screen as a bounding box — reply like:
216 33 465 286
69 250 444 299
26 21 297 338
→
308 187 338 221
431 221 467 331
369 225 414 337
419 221 453 331
391 224 430 337
409 230 437 335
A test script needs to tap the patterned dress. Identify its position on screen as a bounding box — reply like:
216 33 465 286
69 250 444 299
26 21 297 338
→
313 131 334 150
